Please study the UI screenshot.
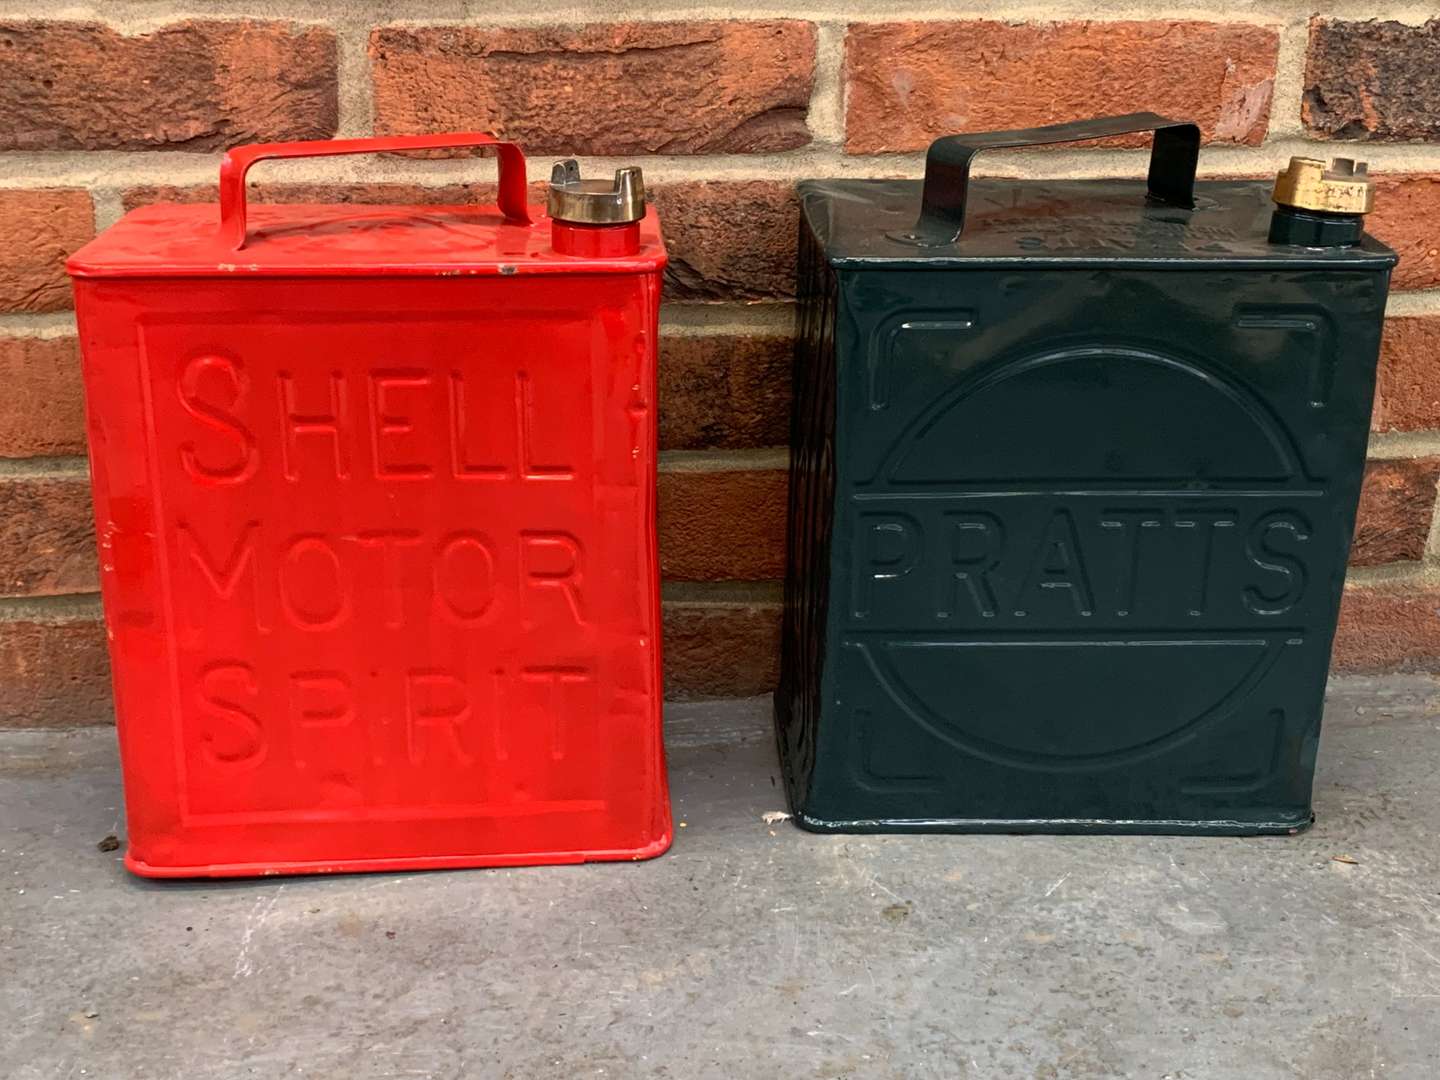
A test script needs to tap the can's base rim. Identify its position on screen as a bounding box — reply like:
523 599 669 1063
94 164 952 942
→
788 811 1315 837
123 829 674 879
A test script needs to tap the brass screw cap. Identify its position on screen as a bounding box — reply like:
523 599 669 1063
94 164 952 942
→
547 160 646 225
1272 156 1375 215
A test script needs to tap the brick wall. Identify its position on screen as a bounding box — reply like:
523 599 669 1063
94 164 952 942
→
1 3 1439 725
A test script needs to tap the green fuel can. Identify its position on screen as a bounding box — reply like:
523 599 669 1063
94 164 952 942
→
776 115 1397 835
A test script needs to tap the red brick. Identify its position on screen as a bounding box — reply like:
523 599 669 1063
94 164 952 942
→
370 21 815 156
662 587 781 698
0 605 111 728
0 189 93 313
659 464 787 581
121 186 210 212
1375 315 1440 432
1304 18 1440 141
660 332 792 450
1334 582 1440 673
653 182 799 302
0 20 337 151
1369 175 1440 292
1351 459 1440 566
844 21 1279 154
0 335 86 457
0 474 97 598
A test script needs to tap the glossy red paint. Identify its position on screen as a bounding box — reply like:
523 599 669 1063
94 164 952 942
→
67 135 671 877
550 220 642 258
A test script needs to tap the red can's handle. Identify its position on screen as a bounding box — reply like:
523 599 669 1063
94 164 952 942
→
217 132 531 250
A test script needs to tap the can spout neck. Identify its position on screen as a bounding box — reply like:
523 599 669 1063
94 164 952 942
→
1268 156 1374 248
547 160 646 256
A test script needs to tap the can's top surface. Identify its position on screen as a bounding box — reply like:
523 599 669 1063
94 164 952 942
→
801 178 1397 270
68 202 666 279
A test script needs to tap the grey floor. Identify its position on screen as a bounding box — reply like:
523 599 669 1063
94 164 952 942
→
2 678 1439 1080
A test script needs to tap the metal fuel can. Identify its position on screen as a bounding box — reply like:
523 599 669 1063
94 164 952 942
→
777 114 1397 835
67 133 672 876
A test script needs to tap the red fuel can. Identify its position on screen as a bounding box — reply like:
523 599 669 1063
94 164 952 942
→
67 133 671 877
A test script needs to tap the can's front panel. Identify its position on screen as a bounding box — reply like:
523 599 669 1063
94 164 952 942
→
76 275 668 874
801 266 1388 832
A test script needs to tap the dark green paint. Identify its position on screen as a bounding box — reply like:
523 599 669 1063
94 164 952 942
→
776 176 1397 835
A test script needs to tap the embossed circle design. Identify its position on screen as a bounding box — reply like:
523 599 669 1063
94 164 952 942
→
877 342 1301 486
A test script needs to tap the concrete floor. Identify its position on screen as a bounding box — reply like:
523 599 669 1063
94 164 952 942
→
2 678 1439 1080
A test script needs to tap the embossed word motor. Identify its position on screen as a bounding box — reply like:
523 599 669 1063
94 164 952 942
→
68 134 672 876
777 115 1397 836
